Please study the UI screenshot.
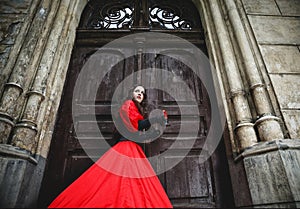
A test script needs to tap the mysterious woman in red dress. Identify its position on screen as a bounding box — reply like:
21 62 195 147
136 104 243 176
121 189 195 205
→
48 85 173 208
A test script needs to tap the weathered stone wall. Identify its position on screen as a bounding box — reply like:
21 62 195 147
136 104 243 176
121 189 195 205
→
242 0 300 139
0 0 87 207
196 0 300 208
220 1 300 207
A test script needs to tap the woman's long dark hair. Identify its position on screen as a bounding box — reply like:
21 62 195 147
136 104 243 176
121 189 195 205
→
111 85 148 144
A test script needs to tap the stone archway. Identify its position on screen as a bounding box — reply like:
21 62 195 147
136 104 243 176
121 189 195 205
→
38 0 234 208
0 0 289 208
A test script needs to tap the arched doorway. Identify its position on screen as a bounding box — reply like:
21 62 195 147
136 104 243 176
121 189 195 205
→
39 0 234 208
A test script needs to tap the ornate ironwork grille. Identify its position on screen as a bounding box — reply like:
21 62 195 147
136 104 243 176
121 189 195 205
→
79 0 202 31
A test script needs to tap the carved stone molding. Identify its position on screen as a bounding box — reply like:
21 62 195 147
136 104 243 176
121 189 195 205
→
0 143 37 164
207 0 258 152
221 0 284 142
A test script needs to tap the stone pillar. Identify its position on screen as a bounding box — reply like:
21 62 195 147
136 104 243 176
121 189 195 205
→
0 0 58 144
10 0 71 155
209 0 258 151
0 0 84 207
223 0 284 142
0 0 45 143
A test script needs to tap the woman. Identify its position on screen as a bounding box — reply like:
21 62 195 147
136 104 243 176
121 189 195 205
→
48 85 172 208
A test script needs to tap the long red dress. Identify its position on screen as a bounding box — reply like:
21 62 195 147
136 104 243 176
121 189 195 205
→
48 100 173 208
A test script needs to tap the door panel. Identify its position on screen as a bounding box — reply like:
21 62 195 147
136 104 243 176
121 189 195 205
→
66 49 135 185
164 154 213 198
140 52 214 207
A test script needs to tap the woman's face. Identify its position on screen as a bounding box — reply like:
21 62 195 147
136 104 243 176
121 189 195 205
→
132 86 145 103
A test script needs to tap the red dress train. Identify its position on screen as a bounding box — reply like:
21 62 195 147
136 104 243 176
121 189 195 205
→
48 100 172 208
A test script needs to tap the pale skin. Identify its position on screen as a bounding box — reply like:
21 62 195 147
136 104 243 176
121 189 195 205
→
132 86 145 103
132 85 168 125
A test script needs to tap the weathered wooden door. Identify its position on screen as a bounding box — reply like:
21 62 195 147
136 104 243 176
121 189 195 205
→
39 0 234 208
139 51 233 208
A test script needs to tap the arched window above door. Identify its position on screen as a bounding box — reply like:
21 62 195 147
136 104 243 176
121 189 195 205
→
79 0 202 31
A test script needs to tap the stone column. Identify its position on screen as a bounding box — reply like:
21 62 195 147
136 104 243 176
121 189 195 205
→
209 0 258 151
0 0 49 143
9 0 72 155
0 0 86 207
223 0 284 142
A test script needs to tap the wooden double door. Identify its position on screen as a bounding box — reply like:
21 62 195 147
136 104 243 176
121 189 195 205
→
39 36 234 208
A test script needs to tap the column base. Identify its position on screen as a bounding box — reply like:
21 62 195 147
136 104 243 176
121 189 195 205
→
0 144 37 164
0 145 45 208
233 139 300 208
234 122 258 151
255 115 284 142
